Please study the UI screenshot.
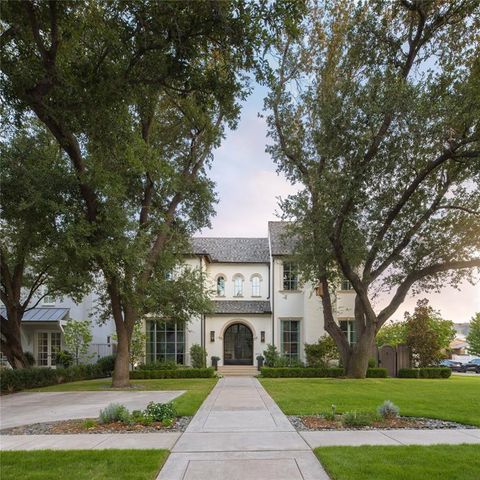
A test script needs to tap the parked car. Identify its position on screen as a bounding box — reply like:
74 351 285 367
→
439 359 464 372
459 358 480 373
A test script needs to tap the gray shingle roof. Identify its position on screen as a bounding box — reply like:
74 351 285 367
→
213 300 272 314
268 221 298 256
190 238 270 263
0 307 69 322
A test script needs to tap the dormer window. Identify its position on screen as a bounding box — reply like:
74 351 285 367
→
42 293 55 306
233 274 244 297
251 275 261 297
216 275 226 297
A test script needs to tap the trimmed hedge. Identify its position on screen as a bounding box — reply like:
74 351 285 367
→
398 367 451 379
130 368 215 379
0 363 108 394
366 368 388 378
260 367 344 378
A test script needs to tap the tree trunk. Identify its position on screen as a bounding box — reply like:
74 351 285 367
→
344 328 376 378
112 332 130 388
1 316 28 369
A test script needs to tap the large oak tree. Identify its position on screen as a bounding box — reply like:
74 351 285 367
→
265 0 480 377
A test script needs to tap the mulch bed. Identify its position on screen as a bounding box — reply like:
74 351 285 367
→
0 416 192 435
288 415 476 431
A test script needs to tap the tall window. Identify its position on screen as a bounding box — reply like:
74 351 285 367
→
281 320 300 361
37 332 61 366
146 320 185 364
251 275 261 297
216 276 225 297
341 278 354 291
340 320 357 345
283 262 299 290
233 274 244 297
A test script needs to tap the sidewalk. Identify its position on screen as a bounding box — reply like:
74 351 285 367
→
158 376 329 480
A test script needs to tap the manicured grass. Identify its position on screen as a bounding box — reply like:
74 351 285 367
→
0 449 169 480
315 445 480 480
30 378 217 416
260 376 480 426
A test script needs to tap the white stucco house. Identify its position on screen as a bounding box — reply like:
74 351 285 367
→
143 221 356 370
3 221 356 369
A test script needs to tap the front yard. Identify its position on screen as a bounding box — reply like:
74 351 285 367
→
315 444 480 480
29 378 217 416
0 449 169 480
260 376 480 426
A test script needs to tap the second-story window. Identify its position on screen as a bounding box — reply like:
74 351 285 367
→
233 274 244 297
216 276 225 297
251 275 261 297
341 278 354 291
283 262 299 291
42 294 55 306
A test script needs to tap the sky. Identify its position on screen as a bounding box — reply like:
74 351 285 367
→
200 85 480 324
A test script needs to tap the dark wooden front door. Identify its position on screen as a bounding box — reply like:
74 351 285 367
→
223 323 253 365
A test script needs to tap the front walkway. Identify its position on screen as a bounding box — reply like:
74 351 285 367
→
158 377 329 480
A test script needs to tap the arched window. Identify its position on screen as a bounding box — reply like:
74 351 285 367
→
216 275 225 297
251 275 261 297
233 274 244 297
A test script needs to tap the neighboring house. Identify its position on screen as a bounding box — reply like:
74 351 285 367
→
1 292 115 368
143 221 356 367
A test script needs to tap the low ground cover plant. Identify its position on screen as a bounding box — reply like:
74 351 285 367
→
96 401 177 427
377 400 400 419
99 403 131 424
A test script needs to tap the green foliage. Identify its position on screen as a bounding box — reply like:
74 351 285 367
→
260 367 344 378
63 320 93 365
405 299 455 367
0 364 108 393
305 335 340 367
82 419 97 429
342 411 377 427
377 400 400 419
130 368 215 379
128 323 145 368
466 312 480 356
368 358 377 368
366 368 387 378
96 355 116 376
398 368 420 378
99 403 131 424
138 361 178 371
189 344 207 369
143 401 176 423
263 344 280 367
55 350 74 369
23 352 36 367
398 368 451 379
376 322 407 347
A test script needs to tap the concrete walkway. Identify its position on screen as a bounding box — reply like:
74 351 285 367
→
0 391 185 429
158 377 330 480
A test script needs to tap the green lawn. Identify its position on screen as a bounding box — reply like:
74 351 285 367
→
315 445 480 480
260 376 480 426
0 450 169 480
30 378 217 416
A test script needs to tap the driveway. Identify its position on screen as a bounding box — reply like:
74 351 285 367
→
0 390 185 429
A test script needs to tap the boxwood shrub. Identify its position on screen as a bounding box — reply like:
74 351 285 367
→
366 368 388 378
129 368 215 379
398 367 451 379
0 362 109 394
260 367 344 378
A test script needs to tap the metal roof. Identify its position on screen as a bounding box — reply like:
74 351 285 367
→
0 307 70 322
190 237 270 263
212 300 272 315
268 221 298 256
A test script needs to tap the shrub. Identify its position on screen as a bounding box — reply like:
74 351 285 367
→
260 367 344 378
273 356 305 368
99 403 131 424
129 368 215 379
368 358 377 368
56 350 74 368
263 344 280 367
138 361 178 371
24 351 36 367
377 400 400 419
398 368 420 378
304 335 340 367
190 344 207 368
82 419 97 429
144 401 177 422
342 411 376 427
366 368 387 378
96 355 116 376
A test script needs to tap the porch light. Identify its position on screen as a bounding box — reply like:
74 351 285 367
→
210 331 215 342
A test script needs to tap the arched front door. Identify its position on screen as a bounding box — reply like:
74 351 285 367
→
223 323 253 365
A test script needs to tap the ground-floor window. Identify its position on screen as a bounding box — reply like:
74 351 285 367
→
37 331 61 366
281 320 300 360
340 320 357 345
146 320 185 364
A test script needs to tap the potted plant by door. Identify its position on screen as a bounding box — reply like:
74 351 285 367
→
211 356 220 371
